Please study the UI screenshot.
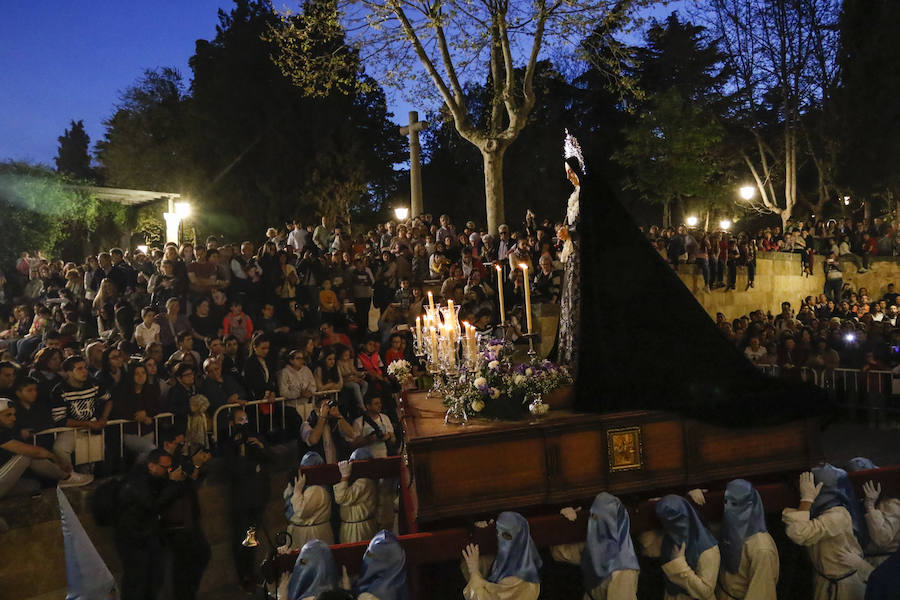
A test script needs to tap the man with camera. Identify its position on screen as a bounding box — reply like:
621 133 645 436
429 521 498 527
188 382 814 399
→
156 426 212 600
301 394 355 464
224 408 273 593
115 449 177 600
348 394 396 459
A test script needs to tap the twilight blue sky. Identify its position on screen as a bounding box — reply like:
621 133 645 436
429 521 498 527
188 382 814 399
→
0 0 685 167
0 0 234 165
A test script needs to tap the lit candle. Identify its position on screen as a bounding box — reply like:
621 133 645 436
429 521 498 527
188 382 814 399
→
415 316 422 354
467 323 477 362
427 290 435 312
521 263 533 334
495 264 506 325
430 326 438 363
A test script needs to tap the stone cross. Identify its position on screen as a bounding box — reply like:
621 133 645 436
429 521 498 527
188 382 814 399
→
399 111 428 219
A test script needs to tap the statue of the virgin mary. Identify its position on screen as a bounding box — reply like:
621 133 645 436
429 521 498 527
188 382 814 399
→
554 130 586 369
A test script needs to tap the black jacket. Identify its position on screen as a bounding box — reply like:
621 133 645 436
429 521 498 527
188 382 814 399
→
242 356 277 401
115 466 179 545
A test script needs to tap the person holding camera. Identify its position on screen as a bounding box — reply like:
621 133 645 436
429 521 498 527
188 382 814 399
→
348 394 398 531
159 435 212 600
301 394 355 464
224 408 273 593
349 394 396 459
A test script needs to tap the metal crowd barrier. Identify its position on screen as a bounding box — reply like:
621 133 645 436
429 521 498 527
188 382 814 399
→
756 364 820 384
758 363 899 420
33 412 176 461
211 397 287 443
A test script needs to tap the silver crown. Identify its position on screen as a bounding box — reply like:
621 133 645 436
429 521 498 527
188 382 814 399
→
563 129 586 174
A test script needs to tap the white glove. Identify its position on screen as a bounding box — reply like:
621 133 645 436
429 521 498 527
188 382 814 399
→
863 480 881 510
277 544 290 555
296 473 306 490
474 520 490 529
560 506 580 522
462 543 481 575
687 489 707 506
338 460 352 479
799 471 823 504
836 548 868 571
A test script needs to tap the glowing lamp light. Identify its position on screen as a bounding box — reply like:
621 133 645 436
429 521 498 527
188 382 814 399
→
719 219 732 231
394 207 409 221
136 245 149 255
163 212 181 245
844 332 856 343
174 201 192 218
685 216 699 227
844 196 851 206
739 186 756 201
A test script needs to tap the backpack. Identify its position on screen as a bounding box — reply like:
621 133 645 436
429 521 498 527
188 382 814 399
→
90 477 123 526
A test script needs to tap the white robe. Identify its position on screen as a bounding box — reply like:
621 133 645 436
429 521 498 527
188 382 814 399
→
715 532 779 600
639 531 720 600
286 483 334 549
334 478 378 543
783 506 872 600
865 497 900 567
662 547 721 600
550 542 639 600
462 568 540 600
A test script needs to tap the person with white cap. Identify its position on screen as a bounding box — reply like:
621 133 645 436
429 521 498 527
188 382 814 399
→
0 397 90 499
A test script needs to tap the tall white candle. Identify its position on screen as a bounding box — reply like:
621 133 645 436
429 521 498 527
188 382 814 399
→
427 290 435 312
495 264 506 325
521 263 533 334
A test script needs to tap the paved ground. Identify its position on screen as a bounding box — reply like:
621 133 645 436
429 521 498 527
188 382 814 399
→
198 416 900 600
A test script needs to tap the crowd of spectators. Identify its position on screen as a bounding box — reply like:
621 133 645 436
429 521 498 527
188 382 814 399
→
716 284 900 384
648 217 900 292
0 211 569 597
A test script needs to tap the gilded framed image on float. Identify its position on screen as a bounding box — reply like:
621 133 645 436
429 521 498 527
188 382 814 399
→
607 426 643 472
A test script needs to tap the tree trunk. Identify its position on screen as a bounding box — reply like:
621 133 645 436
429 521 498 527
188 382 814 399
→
662 199 671 229
704 209 710 232
482 147 506 234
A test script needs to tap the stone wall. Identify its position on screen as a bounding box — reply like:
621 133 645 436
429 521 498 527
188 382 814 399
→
677 253 900 321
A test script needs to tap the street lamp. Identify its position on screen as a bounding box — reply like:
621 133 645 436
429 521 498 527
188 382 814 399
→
174 201 192 218
394 207 409 221
686 216 699 228
844 196 851 206
719 219 732 231
739 186 756 201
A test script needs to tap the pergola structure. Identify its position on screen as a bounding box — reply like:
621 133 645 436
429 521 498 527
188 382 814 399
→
66 185 186 246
